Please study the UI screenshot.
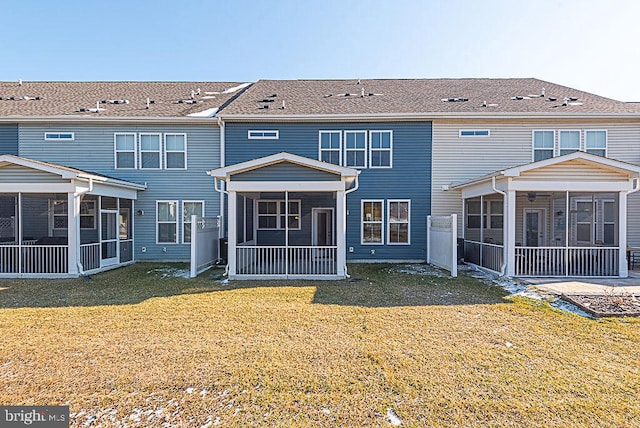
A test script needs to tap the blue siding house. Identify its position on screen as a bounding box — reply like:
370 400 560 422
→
213 80 433 279
0 81 247 277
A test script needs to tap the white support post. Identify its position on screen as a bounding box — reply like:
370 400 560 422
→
502 192 509 276
450 214 458 277
67 191 79 275
336 190 346 277
426 216 432 264
228 191 237 277
506 189 516 276
619 191 628 278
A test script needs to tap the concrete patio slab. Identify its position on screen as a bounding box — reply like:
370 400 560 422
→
524 277 640 296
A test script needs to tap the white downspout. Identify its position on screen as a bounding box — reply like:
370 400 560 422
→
209 174 229 275
343 172 360 277
76 178 94 275
492 175 507 276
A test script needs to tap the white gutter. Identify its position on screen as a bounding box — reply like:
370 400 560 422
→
218 111 640 122
491 175 507 276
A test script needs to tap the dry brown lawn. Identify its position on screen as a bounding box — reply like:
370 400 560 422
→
0 263 639 427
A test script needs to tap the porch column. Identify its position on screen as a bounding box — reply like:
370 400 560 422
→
67 192 80 275
505 189 516 276
619 191 628 278
336 189 346 277
228 191 237 276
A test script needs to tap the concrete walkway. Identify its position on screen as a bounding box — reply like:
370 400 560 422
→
525 273 640 296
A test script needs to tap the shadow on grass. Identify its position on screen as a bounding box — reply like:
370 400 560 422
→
0 263 509 309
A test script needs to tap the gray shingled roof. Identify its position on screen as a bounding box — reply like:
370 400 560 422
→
219 78 640 116
0 81 249 118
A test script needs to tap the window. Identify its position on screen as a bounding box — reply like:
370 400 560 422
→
369 131 392 168
459 130 490 137
388 200 410 244
489 200 503 229
575 200 593 243
344 131 367 168
182 201 204 244
157 201 178 244
361 200 383 244
532 130 555 161
559 130 581 156
602 200 616 245
52 200 68 230
114 133 136 169
140 133 162 169
466 201 484 229
585 130 607 157
319 131 342 165
80 200 96 229
256 200 301 230
248 130 279 139
165 134 187 169
44 132 74 141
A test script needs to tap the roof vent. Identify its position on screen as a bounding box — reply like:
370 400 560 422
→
260 98 275 103
175 99 198 104
546 97 557 102
18 79 22 86
281 100 286 110
357 79 361 85
259 104 269 109
441 97 469 103
270 94 277 98
511 96 531 100
101 99 130 105
323 93 333 98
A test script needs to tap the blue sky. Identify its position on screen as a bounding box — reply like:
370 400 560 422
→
2 0 639 101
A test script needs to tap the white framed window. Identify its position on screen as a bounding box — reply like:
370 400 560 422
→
602 200 616 245
248 130 279 139
489 200 503 229
157 200 178 244
165 133 187 169
182 201 204 244
114 133 137 169
319 131 342 165
361 200 383 245
51 200 68 230
140 133 162 169
532 130 555 161
369 130 392 168
387 200 410 245
558 130 581 156
574 199 593 244
256 200 301 230
585 130 607 157
44 132 74 141
459 130 490 137
80 200 97 230
344 131 367 168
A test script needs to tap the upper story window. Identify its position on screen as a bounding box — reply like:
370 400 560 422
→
44 132 74 141
164 134 187 169
344 131 367 168
319 131 342 165
558 130 581 155
114 133 137 169
459 130 490 137
140 133 162 169
532 130 555 161
369 131 392 168
248 130 279 139
532 129 608 161
585 130 607 157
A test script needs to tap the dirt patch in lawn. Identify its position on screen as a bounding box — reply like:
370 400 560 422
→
561 294 640 317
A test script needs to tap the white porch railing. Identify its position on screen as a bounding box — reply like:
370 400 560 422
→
515 247 619 277
22 245 68 274
463 240 504 273
237 246 338 276
80 243 101 271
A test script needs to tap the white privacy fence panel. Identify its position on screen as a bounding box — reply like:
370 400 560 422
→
427 214 457 277
190 216 221 278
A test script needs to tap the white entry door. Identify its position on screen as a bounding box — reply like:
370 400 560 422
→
101 210 119 266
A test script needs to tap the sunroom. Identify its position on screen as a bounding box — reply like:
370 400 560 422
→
208 152 360 280
452 152 640 278
0 155 146 278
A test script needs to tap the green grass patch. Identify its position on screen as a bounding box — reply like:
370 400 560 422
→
0 263 638 427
